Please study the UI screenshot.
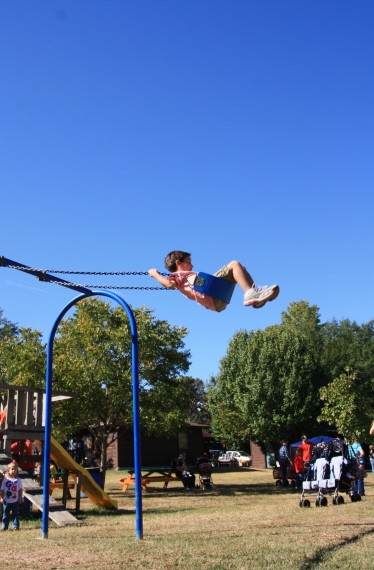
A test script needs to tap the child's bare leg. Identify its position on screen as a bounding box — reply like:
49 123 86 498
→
226 260 254 292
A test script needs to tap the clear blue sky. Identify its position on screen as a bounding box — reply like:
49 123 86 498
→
1 1 373 383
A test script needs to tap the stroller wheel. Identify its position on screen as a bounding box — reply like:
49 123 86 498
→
350 492 360 502
320 496 328 507
300 499 310 508
275 480 282 486
336 495 344 505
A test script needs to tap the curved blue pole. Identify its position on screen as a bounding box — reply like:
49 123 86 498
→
42 291 143 540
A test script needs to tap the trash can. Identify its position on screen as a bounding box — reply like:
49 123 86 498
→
86 467 102 488
81 467 102 496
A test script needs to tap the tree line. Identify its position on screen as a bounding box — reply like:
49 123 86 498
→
1 299 373 477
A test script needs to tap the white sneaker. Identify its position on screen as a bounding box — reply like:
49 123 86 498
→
244 285 279 307
252 285 280 308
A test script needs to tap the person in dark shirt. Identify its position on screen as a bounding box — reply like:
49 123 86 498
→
278 440 291 485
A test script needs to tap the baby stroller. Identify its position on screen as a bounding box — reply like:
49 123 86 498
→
299 438 358 507
197 461 214 490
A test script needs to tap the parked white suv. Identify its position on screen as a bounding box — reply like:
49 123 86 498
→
218 450 252 467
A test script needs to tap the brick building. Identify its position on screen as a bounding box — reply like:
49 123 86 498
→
106 423 211 468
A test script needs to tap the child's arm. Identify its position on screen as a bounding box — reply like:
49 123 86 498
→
148 269 177 289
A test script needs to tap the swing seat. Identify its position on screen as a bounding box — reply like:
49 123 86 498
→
193 272 236 304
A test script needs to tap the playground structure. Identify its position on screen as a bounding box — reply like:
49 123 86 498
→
0 384 117 526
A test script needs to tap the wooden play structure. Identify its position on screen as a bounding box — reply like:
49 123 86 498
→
0 384 117 526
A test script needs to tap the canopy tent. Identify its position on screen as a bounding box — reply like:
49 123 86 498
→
291 435 334 448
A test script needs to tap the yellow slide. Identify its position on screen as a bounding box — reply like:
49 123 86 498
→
50 436 118 510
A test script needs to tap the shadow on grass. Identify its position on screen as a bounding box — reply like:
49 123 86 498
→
300 527 374 570
109 483 296 501
211 482 292 496
73 507 135 519
121 482 292 498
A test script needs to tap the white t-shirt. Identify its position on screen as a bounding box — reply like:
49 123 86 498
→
1 477 23 503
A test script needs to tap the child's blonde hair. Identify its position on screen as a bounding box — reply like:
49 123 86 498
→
5 461 19 476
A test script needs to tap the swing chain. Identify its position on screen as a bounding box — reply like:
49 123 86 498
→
4 264 168 277
46 270 151 276
2 262 169 290
47 280 167 290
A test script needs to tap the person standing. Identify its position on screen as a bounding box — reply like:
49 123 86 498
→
0 461 23 531
368 445 374 474
293 448 305 489
298 435 313 465
348 437 366 497
278 440 291 486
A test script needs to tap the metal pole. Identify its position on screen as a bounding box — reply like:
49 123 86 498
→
42 293 92 538
106 292 143 540
41 291 143 540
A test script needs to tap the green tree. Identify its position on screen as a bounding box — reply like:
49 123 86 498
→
0 309 17 383
318 369 373 440
52 298 195 483
208 331 252 447
208 302 324 448
0 307 45 387
0 309 18 340
187 378 210 424
321 319 374 382
3 328 45 387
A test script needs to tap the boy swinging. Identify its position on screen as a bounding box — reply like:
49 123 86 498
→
148 251 279 312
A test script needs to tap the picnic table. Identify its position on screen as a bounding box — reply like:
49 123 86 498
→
48 470 82 510
119 467 181 492
50 472 76 496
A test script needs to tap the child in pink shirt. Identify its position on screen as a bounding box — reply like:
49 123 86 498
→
148 250 279 312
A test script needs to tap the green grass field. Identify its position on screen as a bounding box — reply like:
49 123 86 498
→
1 468 373 569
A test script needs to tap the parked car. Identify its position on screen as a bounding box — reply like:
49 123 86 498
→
218 450 252 467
